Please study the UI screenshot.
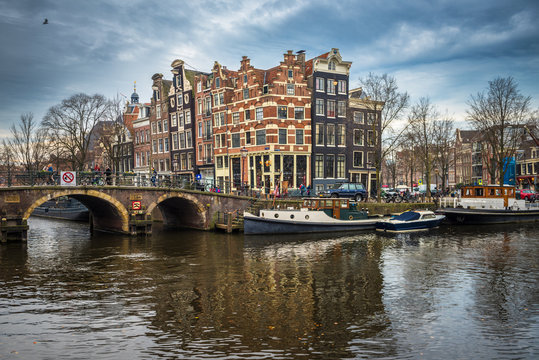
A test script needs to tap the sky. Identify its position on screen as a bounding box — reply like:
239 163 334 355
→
0 0 538 138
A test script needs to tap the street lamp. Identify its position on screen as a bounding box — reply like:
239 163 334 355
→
241 147 248 194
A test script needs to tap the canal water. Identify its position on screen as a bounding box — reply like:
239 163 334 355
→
0 218 537 359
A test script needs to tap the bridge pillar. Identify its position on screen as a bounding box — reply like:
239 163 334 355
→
0 216 28 243
128 210 152 236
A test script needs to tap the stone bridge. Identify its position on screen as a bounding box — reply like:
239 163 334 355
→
0 186 254 242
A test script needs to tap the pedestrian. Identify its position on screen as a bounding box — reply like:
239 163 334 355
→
300 183 306 197
105 167 112 185
151 167 157 186
46 163 54 185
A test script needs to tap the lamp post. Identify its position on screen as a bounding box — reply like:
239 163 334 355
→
241 147 248 195
514 150 525 187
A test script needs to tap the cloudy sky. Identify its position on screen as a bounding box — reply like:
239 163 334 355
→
0 0 538 136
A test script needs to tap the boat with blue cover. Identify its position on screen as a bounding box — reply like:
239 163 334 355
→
243 198 386 235
375 210 445 233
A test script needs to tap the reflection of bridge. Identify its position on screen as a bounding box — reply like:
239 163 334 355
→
0 186 253 242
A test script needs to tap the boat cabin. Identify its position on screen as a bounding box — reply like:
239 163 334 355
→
460 185 515 208
302 198 367 220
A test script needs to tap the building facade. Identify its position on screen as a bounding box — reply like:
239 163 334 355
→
194 72 215 185
150 73 172 174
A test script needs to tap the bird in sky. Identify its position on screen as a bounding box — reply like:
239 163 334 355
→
43 18 48 24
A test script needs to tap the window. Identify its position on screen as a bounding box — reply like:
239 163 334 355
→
296 129 304 145
219 93 224 105
336 124 345 146
294 107 304 120
256 129 266 145
217 156 223 168
173 133 178 150
157 121 162 133
186 130 192 148
243 88 249 100
353 151 363 167
263 85 268 94
338 80 346 94
158 138 163 152
177 94 183 107
278 106 287 119
163 119 168 132
327 79 335 94
279 129 287 144
354 111 363 124
367 151 375 165
287 84 294 95
256 107 263 120
198 122 202 138
204 97 211 115
176 75 182 88
197 81 201 92
325 154 334 178
327 124 335 146
243 74 248 83
246 131 251 144
367 130 376 146
316 77 324 91
164 138 169 152
337 155 345 178
245 109 250 120
215 78 220 88
179 113 184 127
185 110 191 124
354 129 364 146
205 120 212 139
337 101 346 117
152 140 157 153
367 113 377 125
315 154 324 178
316 99 324 115
328 61 336 70
288 69 293 78
232 133 240 148
198 99 202 114
180 132 186 149
233 112 240 124
156 106 161 119
145 130 149 143
316 123 324 146
327 100 336 117
171 114 177 127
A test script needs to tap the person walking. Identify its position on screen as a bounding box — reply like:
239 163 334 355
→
105 167 112 185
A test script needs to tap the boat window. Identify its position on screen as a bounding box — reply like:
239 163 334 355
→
341 200 347 208
475 188 484 197
305 215 309 220
489 189 495 196
274 213 279 218
466 188 471 196
422 214 435 219
290 214 295 219
496 189 500 196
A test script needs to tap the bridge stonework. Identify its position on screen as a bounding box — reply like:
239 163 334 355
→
0 187 253 242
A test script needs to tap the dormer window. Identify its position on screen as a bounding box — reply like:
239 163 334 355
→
176 76 182 88
288 69 293 78
243 74 248 84
328 61 336 70
215 77 220 88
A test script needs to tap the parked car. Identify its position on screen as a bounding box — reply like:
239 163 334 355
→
516 189 536 202
320 183 367 202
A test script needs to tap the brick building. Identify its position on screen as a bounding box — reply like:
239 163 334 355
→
194 72 215 186
149 73 172 174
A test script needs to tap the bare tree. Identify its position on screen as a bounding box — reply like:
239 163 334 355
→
408 97 438 198
4 113 50 172
467 77 532 185
359 73 410 201
98 95 128 171
42 93 112 171
432 115 455 193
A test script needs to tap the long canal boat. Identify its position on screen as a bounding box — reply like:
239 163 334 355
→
438 185 539 224
244 198 385 235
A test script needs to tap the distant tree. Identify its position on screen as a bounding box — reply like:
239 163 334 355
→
359 73 410 202
432 115 454 192
466 77 532 185
6 112 50 172
97 95 128 171
42 93 112 171
407 97 437 198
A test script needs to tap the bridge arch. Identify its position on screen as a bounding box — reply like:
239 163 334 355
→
146 192 208 230
24 189 130 234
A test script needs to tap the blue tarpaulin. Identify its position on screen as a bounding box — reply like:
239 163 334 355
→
393 211 421 221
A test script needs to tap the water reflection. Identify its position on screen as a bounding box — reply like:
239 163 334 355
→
0 218 537 359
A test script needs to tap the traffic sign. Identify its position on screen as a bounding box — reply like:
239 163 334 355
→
418 179 423 185
478 179 483 185
132 200 142 210
61 171 76 186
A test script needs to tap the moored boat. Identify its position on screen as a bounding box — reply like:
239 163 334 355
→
438 185 539 224
375 210 445 233
32 197 89 222
243 198 385 235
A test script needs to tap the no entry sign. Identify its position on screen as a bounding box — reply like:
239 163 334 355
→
61 171 76 186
